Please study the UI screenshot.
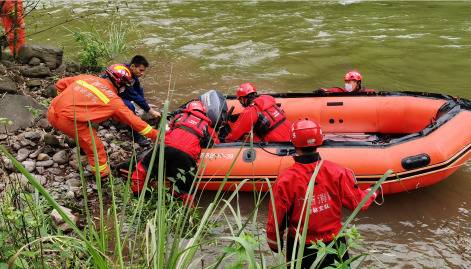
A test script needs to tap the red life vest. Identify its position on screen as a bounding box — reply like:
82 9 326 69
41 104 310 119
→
172 109 212 144
252 95 287 138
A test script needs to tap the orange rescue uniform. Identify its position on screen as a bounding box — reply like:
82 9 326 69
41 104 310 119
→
1 0 25 54
48 74 158 176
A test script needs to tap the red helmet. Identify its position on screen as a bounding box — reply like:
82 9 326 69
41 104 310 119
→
344 71 362 82
291 119 323 148
186 100 206 114
236 82 257 98
105 64 134 88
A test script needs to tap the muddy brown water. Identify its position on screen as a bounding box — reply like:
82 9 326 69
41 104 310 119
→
28 1 471 267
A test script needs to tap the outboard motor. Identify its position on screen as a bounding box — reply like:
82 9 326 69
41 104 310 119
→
199 90 228 129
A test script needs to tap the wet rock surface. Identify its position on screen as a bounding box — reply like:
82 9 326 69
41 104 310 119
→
0 75 18 94
0 94 45 133
18 44 63 69
53 150 68 164
20 65 52 78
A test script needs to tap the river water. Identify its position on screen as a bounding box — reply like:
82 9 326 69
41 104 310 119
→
28 1 471 268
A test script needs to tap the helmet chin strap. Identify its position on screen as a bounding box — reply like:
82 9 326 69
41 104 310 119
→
106 75 123 91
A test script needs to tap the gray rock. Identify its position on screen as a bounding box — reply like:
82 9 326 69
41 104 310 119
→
2 156 14 170
36 118 52 130
0 94 45 133
65 190 75 199
36 166 45 174
66 178 81 188
43 134 60 147
42 84 57 98
16 148 30 161
22 160 36 172
26 79 42 88
12 143 21 150
0 64 7 74
47 168 62 175
36 159 54 167
0 75 18 94
52 150 68 164
63 136 76 148
68 159 79 170
29 147 43 158
37 153 49 161
42 145 56 156
36 174 47 185
28 57 41 66
18 45 63 69
56 63 66 73
104 133 114 140
19 138 34 147
20 65 51 78
50 206 77 232
65 61 80 73
0 134 7 140
0 60 13 68
23 131 42 141
67 172 79 179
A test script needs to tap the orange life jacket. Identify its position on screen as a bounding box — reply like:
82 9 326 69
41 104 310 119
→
253 95 287 138
173 109 212 145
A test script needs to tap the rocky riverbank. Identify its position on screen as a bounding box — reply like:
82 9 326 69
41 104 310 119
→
0 45 150 209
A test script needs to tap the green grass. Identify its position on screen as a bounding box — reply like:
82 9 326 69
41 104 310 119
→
0 93 387 268
65 20 137 68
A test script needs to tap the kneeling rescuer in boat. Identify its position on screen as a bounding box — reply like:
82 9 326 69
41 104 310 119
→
225 82 292 142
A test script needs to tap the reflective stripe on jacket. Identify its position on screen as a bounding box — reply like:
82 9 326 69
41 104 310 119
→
51 74 158 140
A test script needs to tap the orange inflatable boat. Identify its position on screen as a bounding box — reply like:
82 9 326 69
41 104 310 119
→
194 91 471 194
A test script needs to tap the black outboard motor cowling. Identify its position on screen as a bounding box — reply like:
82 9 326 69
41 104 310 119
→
199 90 228 129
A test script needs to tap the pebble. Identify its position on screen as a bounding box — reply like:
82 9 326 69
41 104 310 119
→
23 131 41 141
2 156 14 170
16 148 30 161
12 143 21 150
36 160 54 167
36 175 47 185
37 153 49 161
47 168 63 175
36 166 45 174
65 190 75 199
52 150 68 164
43 134 60 147
50 206 78 232
29 147 43 159
66 178 81 188
37 118 52 130
19 139 35 147
22 160 36 172
0 134 7 140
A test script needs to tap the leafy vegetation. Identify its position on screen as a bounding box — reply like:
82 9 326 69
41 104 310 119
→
66 20 137 68
0 96 387 268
